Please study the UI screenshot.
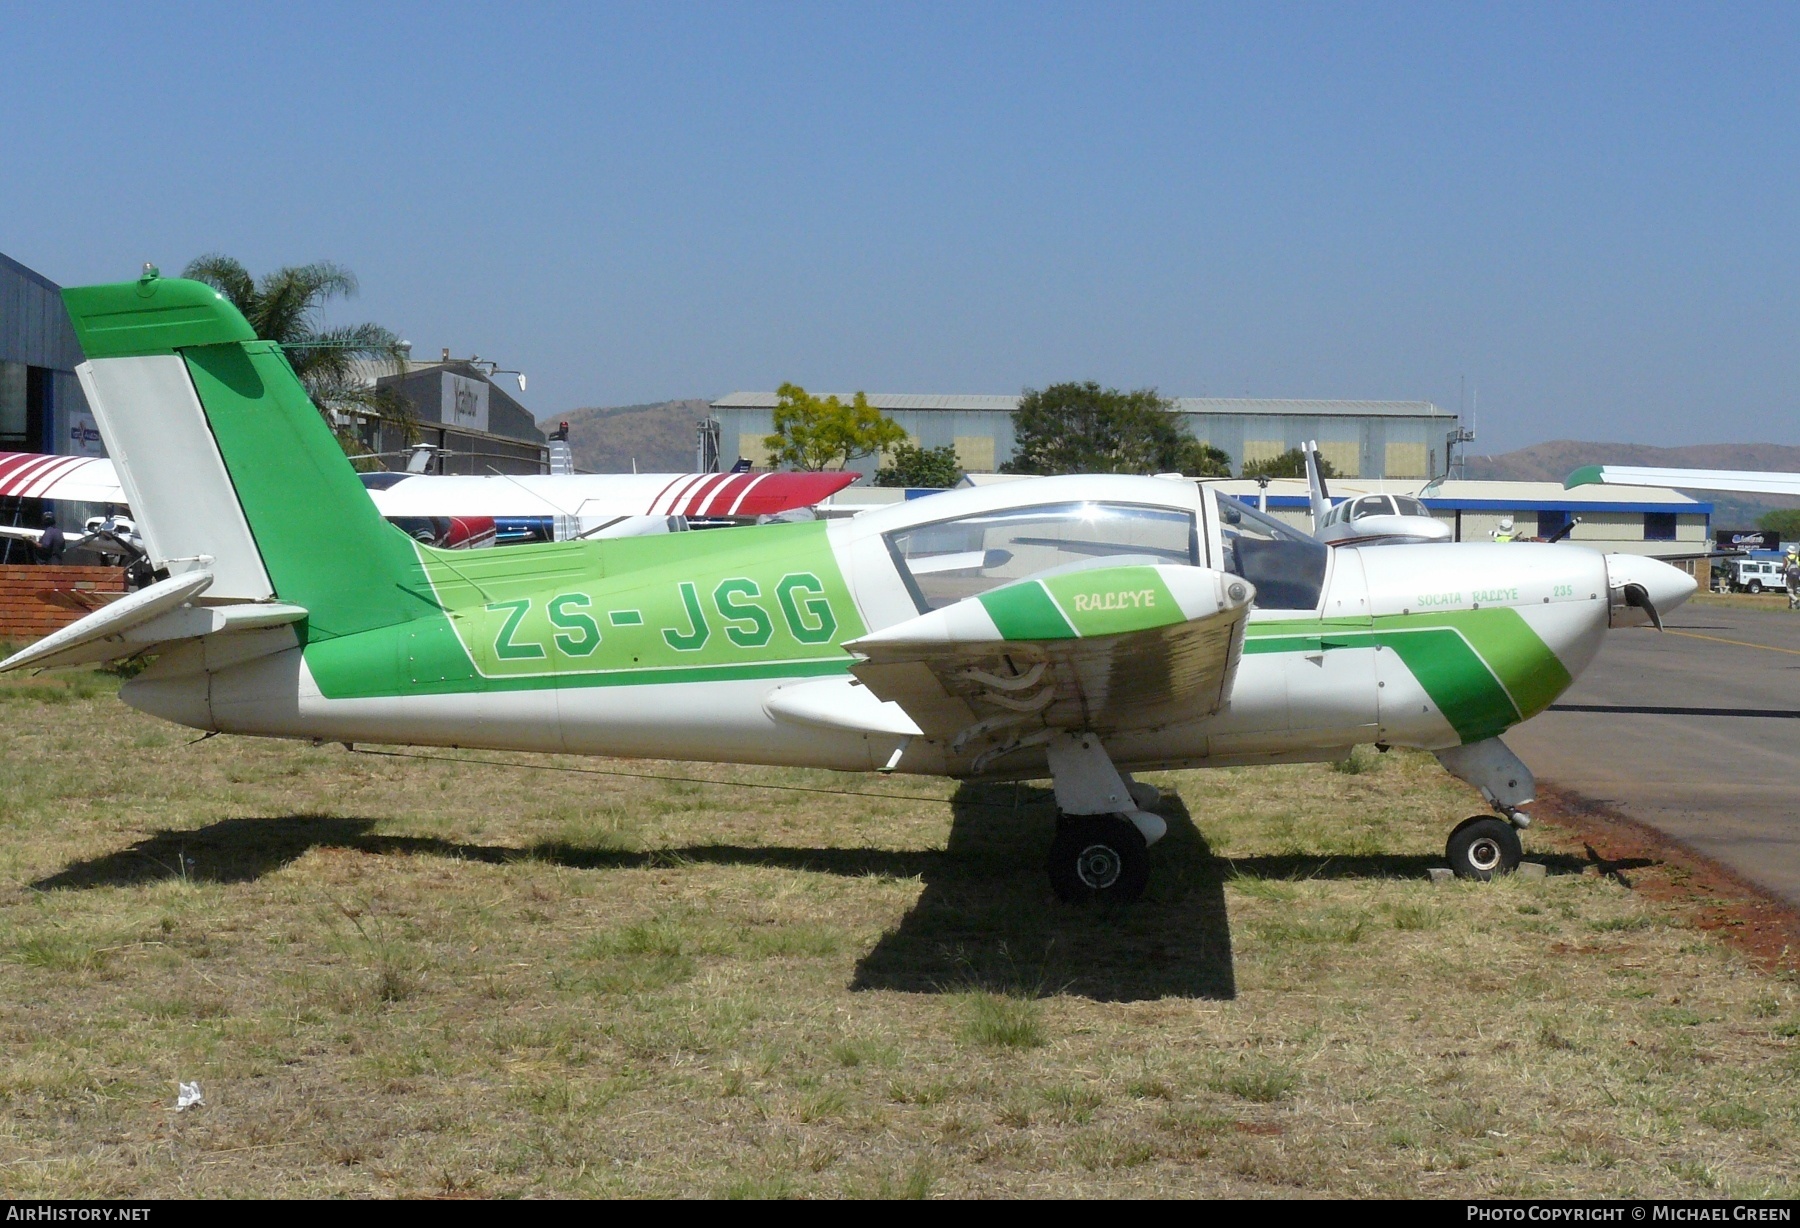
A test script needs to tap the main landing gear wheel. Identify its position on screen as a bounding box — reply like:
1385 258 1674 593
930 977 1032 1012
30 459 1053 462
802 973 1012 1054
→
1049 815 1150 904
1446 816 1522 881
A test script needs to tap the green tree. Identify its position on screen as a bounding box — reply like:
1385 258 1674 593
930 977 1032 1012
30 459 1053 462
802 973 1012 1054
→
874 443 964 488
181 255 410 461
1240 447 1338 480
1003 381 1231 476
1757 508 1800 539
762 383 907 471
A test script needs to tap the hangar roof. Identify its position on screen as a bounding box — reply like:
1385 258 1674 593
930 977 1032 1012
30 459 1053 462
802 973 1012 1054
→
711 392 1449 418
1207 477 1710 513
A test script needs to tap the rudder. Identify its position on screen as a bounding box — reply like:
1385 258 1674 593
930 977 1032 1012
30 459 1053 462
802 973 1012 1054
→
65 273 429 639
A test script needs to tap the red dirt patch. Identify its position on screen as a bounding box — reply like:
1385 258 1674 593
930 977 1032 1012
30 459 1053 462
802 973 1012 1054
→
1534 783 1800 973
1232 1122 1284 1136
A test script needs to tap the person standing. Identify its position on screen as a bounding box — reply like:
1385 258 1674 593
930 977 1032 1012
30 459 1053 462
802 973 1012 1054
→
1784 548 1799 610
36 511 66 564
1491 515 1516 543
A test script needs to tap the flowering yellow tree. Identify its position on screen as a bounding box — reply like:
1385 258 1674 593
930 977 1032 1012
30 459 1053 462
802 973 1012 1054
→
763 383 908 471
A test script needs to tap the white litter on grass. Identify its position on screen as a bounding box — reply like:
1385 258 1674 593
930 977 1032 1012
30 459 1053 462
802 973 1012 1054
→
176 1081 204 1111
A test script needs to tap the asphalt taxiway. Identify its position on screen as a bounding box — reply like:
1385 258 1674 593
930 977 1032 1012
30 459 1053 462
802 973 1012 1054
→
1508 600 1800 907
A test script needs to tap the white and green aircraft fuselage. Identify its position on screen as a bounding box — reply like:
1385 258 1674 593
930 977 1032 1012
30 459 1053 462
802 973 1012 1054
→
3 276 1697 898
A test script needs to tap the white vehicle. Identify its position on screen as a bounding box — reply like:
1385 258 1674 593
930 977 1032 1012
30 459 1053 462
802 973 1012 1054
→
1723 557 1787 594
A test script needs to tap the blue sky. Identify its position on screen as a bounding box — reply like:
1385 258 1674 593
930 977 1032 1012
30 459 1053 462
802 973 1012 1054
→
4 2 1796 452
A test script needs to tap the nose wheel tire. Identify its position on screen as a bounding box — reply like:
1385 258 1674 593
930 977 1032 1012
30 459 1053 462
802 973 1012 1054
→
1446 816 1522 881
1049 815 1150 904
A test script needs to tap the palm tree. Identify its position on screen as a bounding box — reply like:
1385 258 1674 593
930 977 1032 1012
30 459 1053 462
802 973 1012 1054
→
180 255 411 443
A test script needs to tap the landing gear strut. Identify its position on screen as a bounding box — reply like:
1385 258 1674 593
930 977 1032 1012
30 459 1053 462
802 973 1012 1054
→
1043 733 1164 904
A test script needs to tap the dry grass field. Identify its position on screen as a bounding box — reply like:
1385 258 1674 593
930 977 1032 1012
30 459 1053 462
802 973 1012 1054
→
0 665 1796 1198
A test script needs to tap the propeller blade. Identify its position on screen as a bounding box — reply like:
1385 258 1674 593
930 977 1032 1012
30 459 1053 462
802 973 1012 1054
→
1622 582 1664 631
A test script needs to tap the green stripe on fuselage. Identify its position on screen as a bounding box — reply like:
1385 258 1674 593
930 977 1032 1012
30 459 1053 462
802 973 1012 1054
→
304 520 866 700
1244 607 1573 744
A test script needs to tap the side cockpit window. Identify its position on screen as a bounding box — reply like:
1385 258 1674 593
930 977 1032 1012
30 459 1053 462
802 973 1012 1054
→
1214 492 1328 611
884 502 1199 613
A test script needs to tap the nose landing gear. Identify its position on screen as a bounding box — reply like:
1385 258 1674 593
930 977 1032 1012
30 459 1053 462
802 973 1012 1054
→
1434 737 1537 881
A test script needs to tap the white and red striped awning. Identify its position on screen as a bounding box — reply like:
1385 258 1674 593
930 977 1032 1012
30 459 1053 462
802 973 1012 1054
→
0 452 125 503
641 470 858 518
0 448 859 521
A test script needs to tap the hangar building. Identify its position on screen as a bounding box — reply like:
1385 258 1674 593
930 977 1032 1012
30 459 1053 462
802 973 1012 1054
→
709 392 1461 480
0 251 93 460
356 355 548 475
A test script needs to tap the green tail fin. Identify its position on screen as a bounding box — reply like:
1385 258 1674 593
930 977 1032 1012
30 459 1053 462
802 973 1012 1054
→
63 275 429 639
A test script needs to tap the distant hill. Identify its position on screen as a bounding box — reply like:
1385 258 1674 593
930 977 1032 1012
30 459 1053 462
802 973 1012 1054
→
540 399 711 473
1465 440 1800 529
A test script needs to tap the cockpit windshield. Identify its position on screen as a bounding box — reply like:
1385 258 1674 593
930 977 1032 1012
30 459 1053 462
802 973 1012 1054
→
1394 496 1429 517
1351 495 1394 520
1214 492 1328 610
884 501 1199 612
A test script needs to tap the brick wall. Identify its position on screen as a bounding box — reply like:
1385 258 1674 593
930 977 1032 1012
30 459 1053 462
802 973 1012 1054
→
0 565 127 641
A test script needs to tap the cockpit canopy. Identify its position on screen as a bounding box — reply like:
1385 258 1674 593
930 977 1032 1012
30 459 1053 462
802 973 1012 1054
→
884 501 1199 612
1326 493 1432 524
864 478 1330 617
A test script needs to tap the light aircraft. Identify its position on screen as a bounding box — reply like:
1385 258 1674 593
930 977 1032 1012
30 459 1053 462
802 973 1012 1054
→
0 449 854 549
0 275 1699 899
0 512 144 562
1305 441 1452 546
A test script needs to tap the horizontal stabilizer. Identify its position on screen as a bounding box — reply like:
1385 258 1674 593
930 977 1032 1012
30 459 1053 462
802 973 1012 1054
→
0 570 307 673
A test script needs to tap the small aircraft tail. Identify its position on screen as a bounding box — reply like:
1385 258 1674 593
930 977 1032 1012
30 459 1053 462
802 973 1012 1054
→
62 273 431 640
1302 439 1331 533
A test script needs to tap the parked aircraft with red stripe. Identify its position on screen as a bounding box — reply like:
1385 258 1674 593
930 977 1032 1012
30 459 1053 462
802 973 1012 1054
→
0 450 856 546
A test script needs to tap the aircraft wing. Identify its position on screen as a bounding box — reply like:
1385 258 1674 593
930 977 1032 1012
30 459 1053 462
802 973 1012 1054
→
2 449 856 522
0 452 125 503
0 526 128 553
843 563 1253 765
1566 464 1800 498
362 470 859 520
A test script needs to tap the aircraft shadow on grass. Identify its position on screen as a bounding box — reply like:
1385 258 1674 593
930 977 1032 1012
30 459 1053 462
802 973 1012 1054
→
30 785 1621 1003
